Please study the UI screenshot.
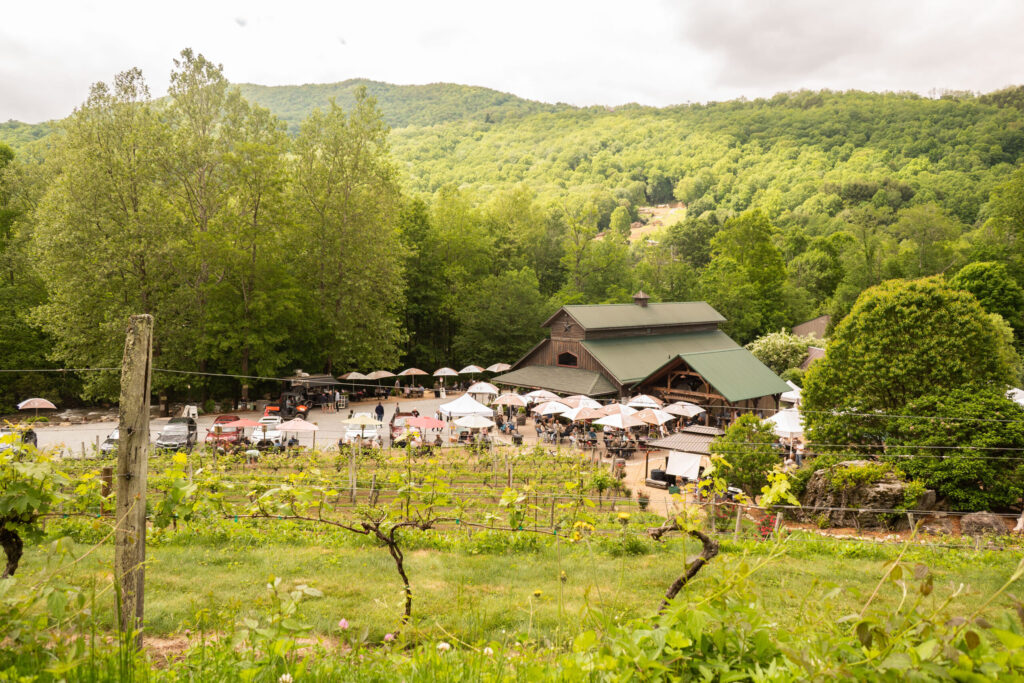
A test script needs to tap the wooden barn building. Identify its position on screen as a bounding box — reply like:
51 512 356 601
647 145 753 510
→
493 292 789 422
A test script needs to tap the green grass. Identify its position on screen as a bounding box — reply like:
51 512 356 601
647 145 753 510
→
18 526 1023 648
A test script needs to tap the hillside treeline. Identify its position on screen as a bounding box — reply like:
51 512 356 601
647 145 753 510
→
2 51 1023 408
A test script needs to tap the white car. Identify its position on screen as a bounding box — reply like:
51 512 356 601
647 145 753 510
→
252 415 283 447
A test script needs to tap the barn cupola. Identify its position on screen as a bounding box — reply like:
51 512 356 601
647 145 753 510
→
632 290 650 308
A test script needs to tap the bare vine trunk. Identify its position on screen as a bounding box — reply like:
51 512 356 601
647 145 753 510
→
648 520 720 612
0 527 23 578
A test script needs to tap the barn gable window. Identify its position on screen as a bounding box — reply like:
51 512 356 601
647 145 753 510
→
557 352 578 367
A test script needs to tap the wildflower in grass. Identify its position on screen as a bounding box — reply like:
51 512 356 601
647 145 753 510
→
437 641 451 652
483 646 494 656
617 512 630 525
338 618 349 630
384 633 395 642
279 674 294 683
533 589 542 598
560 570 568 583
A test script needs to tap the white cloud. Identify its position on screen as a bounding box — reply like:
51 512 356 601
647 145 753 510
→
1 0 1021 122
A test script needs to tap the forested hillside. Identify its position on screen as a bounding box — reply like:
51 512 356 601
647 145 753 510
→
2 53 1023 408
237 79 571 131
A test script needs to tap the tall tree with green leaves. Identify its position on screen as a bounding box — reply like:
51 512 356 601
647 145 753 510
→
804 278 1020 445
706 210 788 336
709 414 780 496
292 88 406 373
949 261 1024 340
453 267 549 366
31 68 183 399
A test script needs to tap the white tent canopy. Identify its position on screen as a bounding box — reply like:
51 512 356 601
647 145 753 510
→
1008 388 1024 407
524 389 559 402
439 393 494 417
780 381 802 407
666 451 703 481
766 408 804 439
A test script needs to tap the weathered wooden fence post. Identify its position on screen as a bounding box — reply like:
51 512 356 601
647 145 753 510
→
115 314 153 650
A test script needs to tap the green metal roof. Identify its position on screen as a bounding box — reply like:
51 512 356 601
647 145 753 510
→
492 366 618 397
547 302 725 330
582 330 739 384
675 348 791 403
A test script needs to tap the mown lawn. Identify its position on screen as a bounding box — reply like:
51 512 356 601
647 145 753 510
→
17 523 1023 647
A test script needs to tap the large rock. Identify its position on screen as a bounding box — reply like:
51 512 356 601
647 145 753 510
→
800 460 936 529
919 514 954 536
961 512 1007 537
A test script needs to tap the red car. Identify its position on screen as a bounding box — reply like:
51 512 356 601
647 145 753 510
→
205 415 243 446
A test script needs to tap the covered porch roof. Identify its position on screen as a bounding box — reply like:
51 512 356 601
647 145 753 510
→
492 365 618 397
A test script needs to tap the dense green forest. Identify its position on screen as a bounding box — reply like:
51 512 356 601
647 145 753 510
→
2 51 1023 409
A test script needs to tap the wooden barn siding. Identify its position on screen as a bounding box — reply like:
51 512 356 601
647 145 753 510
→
548 311 586 341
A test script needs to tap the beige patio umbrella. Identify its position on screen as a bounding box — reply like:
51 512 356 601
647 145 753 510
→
598 403 638 417
633 408 677 426
562 395 602 409
17 397 57 418
459 364 485 374
279 417 319 448
561 405 604 422
532 401 570 416
398 368 427 376
485 362 511 373
663 401 706 418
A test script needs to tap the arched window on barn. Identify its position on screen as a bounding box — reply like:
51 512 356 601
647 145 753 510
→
557 351 578 367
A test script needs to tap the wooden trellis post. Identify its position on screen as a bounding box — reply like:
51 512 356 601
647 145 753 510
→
115 314 153 650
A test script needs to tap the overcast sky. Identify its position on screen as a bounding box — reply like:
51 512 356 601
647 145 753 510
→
3 0 1023 122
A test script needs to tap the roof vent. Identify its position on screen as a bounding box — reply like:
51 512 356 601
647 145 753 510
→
632 290 650 308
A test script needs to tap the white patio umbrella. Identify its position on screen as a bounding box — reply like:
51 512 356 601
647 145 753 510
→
455 414 495 429
398 368 428 377
561 395 602 409
485 362 511 373
765 408 804 439
594 413 646 430
466 381 499 396
627 394 664 409
533 401 570 416
492 393 527 407
459 364 485 374
342 414 383 427
523 389 559 402
433 367 459 377
663 401 705 418
633 408 677 426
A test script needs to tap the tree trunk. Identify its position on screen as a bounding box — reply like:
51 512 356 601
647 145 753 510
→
0 527 23 578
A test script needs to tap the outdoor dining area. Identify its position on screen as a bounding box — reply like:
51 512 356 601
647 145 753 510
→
336 363 511 402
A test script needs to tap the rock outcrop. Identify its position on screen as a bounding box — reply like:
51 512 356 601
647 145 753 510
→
960 512 1007 537
800 460 935 529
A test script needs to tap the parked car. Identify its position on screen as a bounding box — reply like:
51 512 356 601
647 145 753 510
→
99 428 119 455
155 421 197 452
0 426 36 453
205 415 242 447
251 415 283 449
